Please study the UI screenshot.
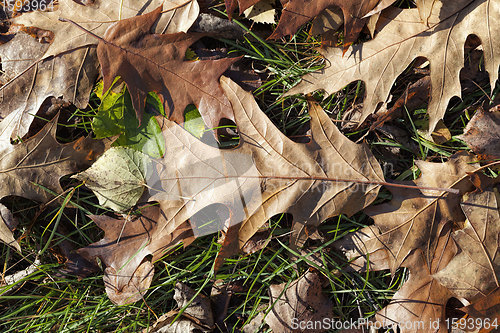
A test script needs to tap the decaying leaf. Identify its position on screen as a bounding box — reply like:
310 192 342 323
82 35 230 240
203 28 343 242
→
333 154 499 332
363 152 478 273
0 0 198 139
266 271 334 333
433 185 500 302
0 204 20 252
97 6 238 129
144 283 214 332
459 106 500 161
78 204 195 305
72 147 152 212
0 35 98 139
288 0 500 134
0 112 105 251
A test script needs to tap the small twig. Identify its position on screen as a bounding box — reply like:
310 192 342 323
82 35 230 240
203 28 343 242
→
1 258 41 291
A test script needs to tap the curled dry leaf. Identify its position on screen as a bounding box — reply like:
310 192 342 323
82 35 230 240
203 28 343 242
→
459 106 500 161
73 147 152 212
142 282 214 332
97 6 238 128
269 0 396 46
288 0 500 134
266 271 334 333
0 0 198 139
78 204 195 305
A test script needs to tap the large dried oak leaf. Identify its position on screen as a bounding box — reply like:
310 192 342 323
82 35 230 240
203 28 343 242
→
97 6 238 129
288 0 500 134
80 78 384 302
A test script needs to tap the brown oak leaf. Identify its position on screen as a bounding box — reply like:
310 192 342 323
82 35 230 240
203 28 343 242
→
79 77 384 302
0 112 106 251
288 0 500 134
78 204 195 305
333 154 499 332
97 6 239 129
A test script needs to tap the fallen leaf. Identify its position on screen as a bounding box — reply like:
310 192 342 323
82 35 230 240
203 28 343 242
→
0 111 105 204
355 152 478 274
460 288 500 333
0 203 20 252
103 259 154 305
92 80 166 158
288 1 500 134
0 0 198 138
333 154 500 332
337 221 458 332
0 34 99 139
72 147 152 212
97 6 239 129
269 0 396 46
0 112 106 251
266 271 334 333
151 76 384 261
141 282 214 332
459 106 500 161
80 77 384 301
174 282 214 329
11 0 199 59
433 185 500 302
78 204 195 305
376 223 457 332
243 0 276 24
